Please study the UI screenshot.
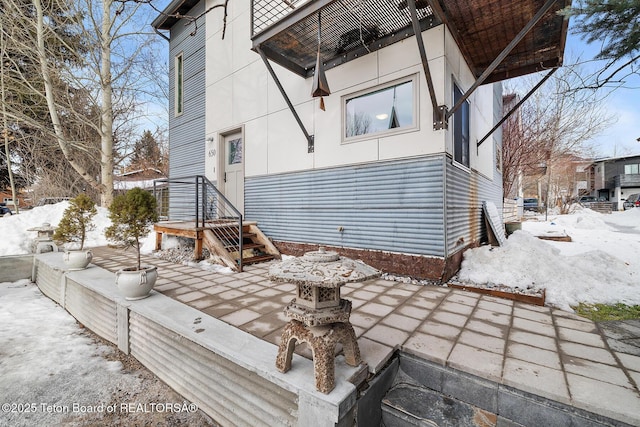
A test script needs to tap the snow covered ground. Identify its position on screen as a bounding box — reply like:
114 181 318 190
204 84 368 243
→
1 202 639 311
0 279 138 425
457 206 640 311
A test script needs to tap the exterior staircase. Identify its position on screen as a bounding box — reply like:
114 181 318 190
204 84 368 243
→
152 175 280 272
202 221 280 271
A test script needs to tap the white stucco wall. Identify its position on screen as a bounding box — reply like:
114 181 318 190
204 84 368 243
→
204 0 497 181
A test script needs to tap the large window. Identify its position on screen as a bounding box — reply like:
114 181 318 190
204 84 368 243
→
344 77 416 140
453 83 470 168
175 52 184 116
624 164 639 174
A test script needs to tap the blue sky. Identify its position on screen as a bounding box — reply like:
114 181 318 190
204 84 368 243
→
548 21 640 159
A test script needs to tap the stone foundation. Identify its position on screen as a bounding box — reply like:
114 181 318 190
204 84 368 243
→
273 241 479 283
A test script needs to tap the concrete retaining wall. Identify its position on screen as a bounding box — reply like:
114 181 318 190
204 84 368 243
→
30 252 358 427
0 254 33 282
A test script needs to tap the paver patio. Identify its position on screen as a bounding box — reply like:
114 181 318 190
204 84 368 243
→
90 246 640 426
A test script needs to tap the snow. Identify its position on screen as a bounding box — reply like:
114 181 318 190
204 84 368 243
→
0 279 141 426
1 202 639 311
457 206 640 311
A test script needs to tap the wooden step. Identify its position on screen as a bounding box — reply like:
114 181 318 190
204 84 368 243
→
224 242 265 251
241 254 275 265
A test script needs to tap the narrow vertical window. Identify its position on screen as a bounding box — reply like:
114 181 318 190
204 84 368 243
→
175 53 184 116
453 83 470 168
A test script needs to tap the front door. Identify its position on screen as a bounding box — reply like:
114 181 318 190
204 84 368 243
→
222 132 244 214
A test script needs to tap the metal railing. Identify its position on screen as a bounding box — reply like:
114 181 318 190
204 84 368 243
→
153 176 244 270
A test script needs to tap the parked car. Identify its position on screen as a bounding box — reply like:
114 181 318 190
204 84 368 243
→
0 203 12 217
523 198 539 212
36 197 70 206
623 193 640 210
577 195 597 206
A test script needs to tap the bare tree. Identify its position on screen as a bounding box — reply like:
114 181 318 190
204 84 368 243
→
502 65 615 202
0 0 169 206
1 0 229 207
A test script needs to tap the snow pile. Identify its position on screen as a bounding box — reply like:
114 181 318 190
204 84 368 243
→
0 202 112 256
458 208 640 311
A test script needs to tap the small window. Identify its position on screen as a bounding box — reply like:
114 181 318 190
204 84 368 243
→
453 83 470 168
175 52 184 116
624 164 639 175
344 77 416 140
228 138 243 165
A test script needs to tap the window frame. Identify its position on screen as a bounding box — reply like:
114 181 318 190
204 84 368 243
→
452 82 470 169
341 75 419 143
175 52 184 117
624 164 639 175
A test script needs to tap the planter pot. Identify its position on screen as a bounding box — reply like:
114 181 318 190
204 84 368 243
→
115 266 158 300
505 222 522 236
63 250 93 270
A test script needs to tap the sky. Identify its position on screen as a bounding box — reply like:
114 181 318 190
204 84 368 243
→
512 19 640 157
1 201 639 312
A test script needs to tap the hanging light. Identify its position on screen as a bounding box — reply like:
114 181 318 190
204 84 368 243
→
311 11 330 111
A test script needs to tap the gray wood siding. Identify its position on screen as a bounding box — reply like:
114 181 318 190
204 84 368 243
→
168 1 206 178
245 157 446 257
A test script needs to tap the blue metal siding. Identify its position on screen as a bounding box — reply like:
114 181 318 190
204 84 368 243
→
445 159 502 256
445 83 503 256
245 157 446 257
168 1 206 178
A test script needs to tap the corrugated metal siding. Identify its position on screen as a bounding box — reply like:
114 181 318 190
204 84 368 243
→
34 260 64 304
445 83 503 256
445 159 502 256
64 279 118 345
168 2 206 180
245 157 446 256
129 312 298 427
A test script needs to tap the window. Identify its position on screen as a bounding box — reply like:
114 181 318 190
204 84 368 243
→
228 138 243 165
344 77 416 140
624 164 639 174
175 52 184 116
453 83 470 168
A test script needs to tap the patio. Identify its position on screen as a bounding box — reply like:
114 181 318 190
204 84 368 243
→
85 246 640 426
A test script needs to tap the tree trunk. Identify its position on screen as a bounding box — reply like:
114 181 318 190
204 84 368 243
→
33 0 102 196
100 0 114 208
0 20 19 214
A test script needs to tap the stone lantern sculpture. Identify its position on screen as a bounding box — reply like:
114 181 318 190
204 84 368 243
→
27 223 58 253
270 247 380 393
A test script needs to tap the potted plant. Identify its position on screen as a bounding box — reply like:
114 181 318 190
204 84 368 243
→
105 187 159 300
53 193 97 270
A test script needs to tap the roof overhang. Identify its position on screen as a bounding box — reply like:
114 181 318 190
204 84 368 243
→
152 0 200 30
251 0 570 83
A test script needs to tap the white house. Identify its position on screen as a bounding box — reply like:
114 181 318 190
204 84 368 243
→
153 0 569 281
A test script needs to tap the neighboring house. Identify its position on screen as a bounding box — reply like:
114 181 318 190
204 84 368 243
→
0 190 27 209
590 154 640 210
153 0 569 281
114 168 167 192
